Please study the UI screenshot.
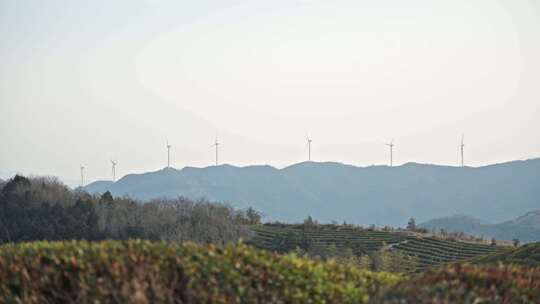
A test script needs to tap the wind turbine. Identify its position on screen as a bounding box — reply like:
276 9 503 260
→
80 165 85 187
386 140 395 167
166 139 172 169
111 160 117 182
306 135 313 161
460 134 465 167
210 137 220 166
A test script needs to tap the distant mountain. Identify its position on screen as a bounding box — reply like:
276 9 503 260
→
504 210 540 229
83 180 113 194
83 158 540 227
420 210 540 242
420 214 488 233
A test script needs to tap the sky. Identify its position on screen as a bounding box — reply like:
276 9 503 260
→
1 0 539 186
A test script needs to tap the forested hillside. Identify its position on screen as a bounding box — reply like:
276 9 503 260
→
0 175 259 244
83 158 540 226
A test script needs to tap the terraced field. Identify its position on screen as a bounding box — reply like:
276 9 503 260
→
393 237 498 270
249 224 501 271
472 242 540 266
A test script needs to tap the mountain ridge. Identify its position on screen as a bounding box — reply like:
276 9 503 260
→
83 158 540 226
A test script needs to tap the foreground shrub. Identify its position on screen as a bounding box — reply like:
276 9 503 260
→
377 263 540 303
0 240 400 304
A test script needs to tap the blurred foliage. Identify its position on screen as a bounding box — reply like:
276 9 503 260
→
0 240 399 304
377 263 540 303
1 241 538 303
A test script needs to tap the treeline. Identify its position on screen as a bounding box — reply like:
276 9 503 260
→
0 175 260 245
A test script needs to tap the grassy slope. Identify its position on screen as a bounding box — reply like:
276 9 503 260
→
249 224 501 270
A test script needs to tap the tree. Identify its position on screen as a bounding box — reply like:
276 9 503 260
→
513 238 520 247
406 218 417 231
380 250 417 273
1 175 31 202
245 207 261 225
100 191 113 203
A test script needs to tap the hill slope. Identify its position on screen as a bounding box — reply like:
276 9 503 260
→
83 158 540 226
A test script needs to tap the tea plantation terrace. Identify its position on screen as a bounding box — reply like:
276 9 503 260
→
249 224 501 270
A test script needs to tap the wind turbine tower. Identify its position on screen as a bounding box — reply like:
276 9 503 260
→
111 160 117 182
386 140 395 167
211 137 220 166
166 139 172 169
80 165 85 187
460 134 465 167
306 136 313 161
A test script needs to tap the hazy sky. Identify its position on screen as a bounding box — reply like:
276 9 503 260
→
1 0 539 186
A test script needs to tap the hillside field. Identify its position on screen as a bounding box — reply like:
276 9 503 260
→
472 242 540 266
249 224 502 271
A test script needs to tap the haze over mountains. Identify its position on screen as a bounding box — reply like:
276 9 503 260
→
420 210 540 243
81 158 540 227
